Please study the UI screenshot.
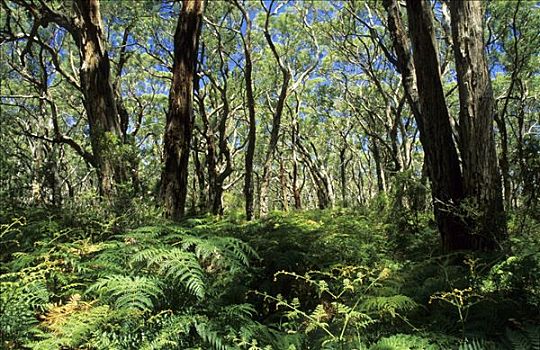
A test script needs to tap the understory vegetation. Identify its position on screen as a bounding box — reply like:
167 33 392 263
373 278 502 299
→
2 198 539 350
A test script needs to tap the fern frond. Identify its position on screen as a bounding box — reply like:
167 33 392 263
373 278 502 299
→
458 338 489 350
131 247 206 299
361 295 418 317
27 300 110 349
195 322 231 350
370 333 438 350
87 275 161 312
505 324 540 350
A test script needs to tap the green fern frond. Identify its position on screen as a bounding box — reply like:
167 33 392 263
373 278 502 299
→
370 333 438 350
131 247 206 300
219 303 256 321
175 234 258 267
361 295 418 317
195 322 232 350
505 324 540 350
87 275 161 312
458 338 489 350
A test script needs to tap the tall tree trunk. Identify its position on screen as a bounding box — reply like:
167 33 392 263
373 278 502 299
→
74 0 128 197
450 0 506 248
291 99 302 210
234 0 257 220
291 144 302 210
243 56 256 220
259 7 292 217
160 0 204 220
404 0 468 251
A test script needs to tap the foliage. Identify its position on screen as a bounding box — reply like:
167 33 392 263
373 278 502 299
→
0 217 264 349
1 204 539 349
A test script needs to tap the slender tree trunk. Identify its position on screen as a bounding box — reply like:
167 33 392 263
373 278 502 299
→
259 71 291 216
371 141 386 193
234 1 257 220
279 156 289 211
192 137 207 212
297 140 333 210
291 101 302 210
243 59 256 220
339 147 348 207
450 0 506 248
259 9 292 217
291 145 302 210
160 0 204 220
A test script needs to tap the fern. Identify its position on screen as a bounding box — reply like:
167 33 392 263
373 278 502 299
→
138 313 198 350
131 247 206 300
361 295 418 318
504 324 540 350
172 231 258 268
458 339 490 350
87 275 162 312
370 333 439 350
26 300 110 349
195 321 232 350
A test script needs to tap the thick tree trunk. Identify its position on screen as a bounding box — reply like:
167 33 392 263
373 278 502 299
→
404 0 469 251
74 0 128 197
450 0 506 248
160 0 204 220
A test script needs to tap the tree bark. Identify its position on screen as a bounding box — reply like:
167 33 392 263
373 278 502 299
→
279 155 289 211
259 5 292 217
404 0 469 251
449 0 506 247
339 147 348 207
291 124 302 210
74 0 128 198
160 0 204 220
371 140 386 193
234 0 257 220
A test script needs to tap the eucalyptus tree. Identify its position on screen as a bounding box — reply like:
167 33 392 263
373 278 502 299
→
449 0 506 247
257 0 292 216
231 0 258 220
1 0 159 200
194 1 245 215
256 0 320 216
382 0 507 250
486 1 540 211
160 0 205 220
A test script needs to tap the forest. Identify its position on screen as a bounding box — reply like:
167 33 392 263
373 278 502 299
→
0 0 539 349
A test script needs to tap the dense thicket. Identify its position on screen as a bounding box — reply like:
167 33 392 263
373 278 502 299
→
1 0 539 349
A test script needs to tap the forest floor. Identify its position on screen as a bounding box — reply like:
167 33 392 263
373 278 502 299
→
1 202 539 349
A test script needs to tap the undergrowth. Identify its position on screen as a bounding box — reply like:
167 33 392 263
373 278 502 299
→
1 203 539 349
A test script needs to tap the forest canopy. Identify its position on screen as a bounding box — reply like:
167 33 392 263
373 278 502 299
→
1 0 539 349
